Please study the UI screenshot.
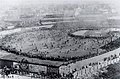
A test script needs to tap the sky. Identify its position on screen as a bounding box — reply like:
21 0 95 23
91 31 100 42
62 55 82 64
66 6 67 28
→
0 0 120 5
0 0 120 11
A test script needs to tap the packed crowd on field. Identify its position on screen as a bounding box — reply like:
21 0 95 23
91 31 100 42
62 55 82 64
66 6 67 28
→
0 21 119 61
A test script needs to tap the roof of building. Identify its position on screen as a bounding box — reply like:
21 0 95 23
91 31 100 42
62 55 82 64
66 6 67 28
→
0 50 67 67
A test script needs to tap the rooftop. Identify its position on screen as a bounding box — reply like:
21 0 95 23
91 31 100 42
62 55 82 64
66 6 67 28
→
0 50 66 67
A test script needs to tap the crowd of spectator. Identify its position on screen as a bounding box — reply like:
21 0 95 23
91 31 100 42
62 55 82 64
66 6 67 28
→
1 22 119 62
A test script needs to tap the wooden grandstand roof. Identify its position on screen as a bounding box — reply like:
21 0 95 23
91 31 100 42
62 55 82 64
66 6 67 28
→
0 50 68 67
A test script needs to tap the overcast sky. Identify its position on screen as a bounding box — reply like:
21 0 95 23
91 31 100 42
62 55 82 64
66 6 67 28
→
0 0 120 5
0 0 120 10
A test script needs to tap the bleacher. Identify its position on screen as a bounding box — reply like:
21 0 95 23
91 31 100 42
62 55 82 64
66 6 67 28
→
101 37 120 51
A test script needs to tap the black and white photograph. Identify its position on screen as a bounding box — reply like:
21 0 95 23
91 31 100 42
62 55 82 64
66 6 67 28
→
0 0 120 79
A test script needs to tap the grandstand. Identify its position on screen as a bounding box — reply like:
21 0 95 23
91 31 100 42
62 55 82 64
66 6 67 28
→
101 37 120 51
